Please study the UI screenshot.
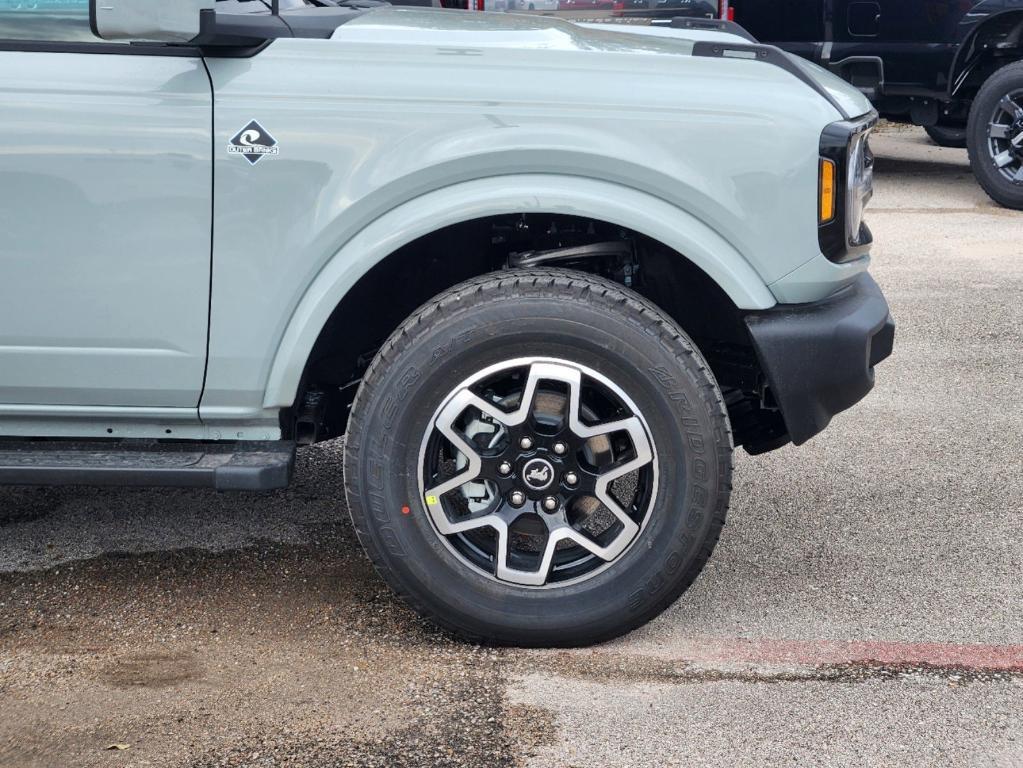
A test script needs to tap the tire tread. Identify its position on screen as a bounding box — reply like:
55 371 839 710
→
344 268 733 646
967 61 1023 210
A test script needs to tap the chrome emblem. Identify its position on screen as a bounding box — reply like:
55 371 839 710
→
522 458 555 491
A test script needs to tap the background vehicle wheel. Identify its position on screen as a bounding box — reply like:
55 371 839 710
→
344 269 733 647
967 62 1023 210
924 124 967 149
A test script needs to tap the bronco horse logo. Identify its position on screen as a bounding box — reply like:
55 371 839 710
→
526 465 551 485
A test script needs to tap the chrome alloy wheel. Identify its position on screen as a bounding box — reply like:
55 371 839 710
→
988 89 1023 184
418 358 658 588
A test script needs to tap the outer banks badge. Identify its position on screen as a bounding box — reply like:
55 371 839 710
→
228 120 279 165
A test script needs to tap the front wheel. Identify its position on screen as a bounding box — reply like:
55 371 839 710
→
344 269 733 646
967 62 1023 210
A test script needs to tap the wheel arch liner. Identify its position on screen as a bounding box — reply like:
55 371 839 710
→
259 174 776 410
950 8 1023 95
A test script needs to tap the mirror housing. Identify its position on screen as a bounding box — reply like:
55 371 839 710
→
90 0 216 43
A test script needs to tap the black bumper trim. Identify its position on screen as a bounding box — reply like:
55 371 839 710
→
744 274 895 446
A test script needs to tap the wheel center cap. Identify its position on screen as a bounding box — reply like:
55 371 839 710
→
522 458 555 491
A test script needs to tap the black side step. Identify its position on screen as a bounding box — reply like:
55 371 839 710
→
0 440 296 491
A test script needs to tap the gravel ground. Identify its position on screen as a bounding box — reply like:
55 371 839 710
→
1 126 1021 767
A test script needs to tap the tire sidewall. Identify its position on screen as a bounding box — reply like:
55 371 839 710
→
925 125 967 148
348 289 729 644
967 63 1023 209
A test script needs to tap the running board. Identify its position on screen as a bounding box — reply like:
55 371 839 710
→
0 440 295 491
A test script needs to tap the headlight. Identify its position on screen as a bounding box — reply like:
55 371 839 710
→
818 113 877 263
847 127 874 246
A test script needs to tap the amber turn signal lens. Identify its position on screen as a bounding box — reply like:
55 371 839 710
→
819 158 836 224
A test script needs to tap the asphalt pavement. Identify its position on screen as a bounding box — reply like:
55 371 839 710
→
0 125 1021 767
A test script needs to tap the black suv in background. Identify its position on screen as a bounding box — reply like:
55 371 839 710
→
723 1 1023 209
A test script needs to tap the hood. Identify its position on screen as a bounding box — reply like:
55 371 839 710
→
577 19 873 119
332 8 700 55
335 9 871 120
332 8 871 120
784 53 873 120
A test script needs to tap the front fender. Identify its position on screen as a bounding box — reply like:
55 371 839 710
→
260 174 776 410
951 4 1023 93
955 0 1023 44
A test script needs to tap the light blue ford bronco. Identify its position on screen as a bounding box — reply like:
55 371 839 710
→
0 0 894 645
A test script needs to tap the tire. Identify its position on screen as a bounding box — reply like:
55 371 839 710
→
344 269 733 647
966 61 1023 210
924 124 967 149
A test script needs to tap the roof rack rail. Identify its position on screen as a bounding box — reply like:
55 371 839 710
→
650 16 758 44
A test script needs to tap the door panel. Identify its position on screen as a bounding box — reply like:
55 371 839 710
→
728 0 826 41
729 0 826 62
0 51 212 407
831 0 962 90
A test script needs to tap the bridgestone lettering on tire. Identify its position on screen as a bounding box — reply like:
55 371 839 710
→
343 269 733 646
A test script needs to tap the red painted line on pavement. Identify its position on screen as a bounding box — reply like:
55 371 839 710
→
667 637 1023 671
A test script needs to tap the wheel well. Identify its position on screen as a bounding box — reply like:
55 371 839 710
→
952 12 1023 102
289 214 787 453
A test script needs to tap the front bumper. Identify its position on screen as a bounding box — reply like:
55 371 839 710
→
744 273 895 446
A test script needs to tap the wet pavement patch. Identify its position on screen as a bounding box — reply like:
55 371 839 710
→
0 542 558 768
101 651 203 689
185 696 557 768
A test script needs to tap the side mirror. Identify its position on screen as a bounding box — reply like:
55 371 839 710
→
90 0 216 43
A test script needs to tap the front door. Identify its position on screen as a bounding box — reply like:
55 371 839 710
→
0 3 212 409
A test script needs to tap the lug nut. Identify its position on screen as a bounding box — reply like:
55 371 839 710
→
519 437 534 450
564 471 578 486
542 496 559 512
498 461 513 476
509 490 526 507
553 441 567 455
